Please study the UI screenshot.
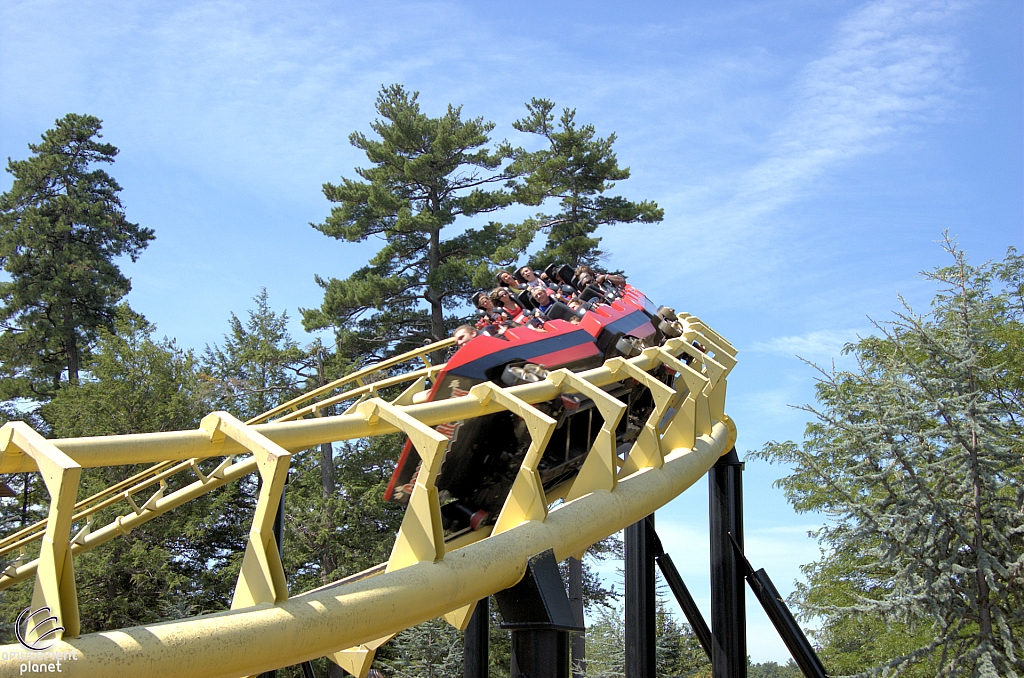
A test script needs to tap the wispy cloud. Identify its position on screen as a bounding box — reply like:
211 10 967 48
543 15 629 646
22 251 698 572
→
733 0 963 214
749 328 868 362
614 0 967 282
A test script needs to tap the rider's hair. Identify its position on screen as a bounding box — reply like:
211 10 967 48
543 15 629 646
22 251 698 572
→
489 287 511 305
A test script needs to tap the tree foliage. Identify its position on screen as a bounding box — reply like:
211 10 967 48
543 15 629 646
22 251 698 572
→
0 113 152 397
302 85 531 358
511 98 663 269
283 435 405 590
4 309 248 634
203 288 308 420
756 238 1024 677
583 593 711 678
41 307 208 436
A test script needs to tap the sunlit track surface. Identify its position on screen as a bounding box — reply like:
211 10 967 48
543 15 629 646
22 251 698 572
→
0 312 735 678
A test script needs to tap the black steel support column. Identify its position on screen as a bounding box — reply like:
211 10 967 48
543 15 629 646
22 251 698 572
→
709 448 746 678
625 514 656 678
464 598 489 678
495 550 582 678
568 556 586 678
646 517 713 661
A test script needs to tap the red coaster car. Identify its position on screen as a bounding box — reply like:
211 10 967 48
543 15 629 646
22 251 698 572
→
385 285 684 536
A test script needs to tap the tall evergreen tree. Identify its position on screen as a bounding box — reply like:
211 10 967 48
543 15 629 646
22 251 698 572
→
203 288 307 420
302 85 531 358
756 238 1024 677
0 114 153 397
511 99 663 269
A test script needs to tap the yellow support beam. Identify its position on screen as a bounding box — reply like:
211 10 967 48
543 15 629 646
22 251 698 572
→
552 369 627 503
332 398 450 677
608 357 676 476
200 413 292 609
0 349 683 475
477 382 557 536
0 422 82 641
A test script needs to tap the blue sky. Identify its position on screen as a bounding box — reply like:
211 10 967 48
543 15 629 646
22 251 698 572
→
1 0 1021 663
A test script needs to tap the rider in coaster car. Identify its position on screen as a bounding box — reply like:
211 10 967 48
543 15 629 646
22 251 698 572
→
544 263 583 300
515 265 559 292
567 298 590 315
575 264 625 289
531 286 584 325
453 324 478 348
490 287 523 317
472 291 516 334
496 270 523 292
574 268 596 291
530 286 556 315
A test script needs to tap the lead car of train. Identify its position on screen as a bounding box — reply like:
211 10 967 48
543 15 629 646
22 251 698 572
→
384 284 691 536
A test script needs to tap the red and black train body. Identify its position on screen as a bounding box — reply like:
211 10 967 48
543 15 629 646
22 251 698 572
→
384 285 678 534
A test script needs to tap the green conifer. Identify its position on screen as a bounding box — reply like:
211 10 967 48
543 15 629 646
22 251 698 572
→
757 237 1024 676
0 114 153 397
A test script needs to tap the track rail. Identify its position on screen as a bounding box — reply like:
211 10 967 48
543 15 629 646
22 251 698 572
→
0 314 735 678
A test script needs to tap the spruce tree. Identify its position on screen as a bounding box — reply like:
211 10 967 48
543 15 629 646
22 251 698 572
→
302 85 530 358
378 616 463 678
511 99 663 269
202 288 307 420
757 237 1024 677
0 114 153 397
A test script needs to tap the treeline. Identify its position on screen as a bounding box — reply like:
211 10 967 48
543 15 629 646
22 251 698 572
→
757 240 1024 676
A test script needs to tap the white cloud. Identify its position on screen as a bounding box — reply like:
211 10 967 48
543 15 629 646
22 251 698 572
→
612 0 967 286
749 328 868 362
728 0 963 220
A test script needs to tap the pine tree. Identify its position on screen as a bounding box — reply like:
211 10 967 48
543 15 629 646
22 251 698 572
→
302 85 531 358
379 617 464 678
203 288 307 420
0 114 153 397
756 237 1024 677
282 434 405 590
655 595 711 677
511 99 663 269
585 605 626 678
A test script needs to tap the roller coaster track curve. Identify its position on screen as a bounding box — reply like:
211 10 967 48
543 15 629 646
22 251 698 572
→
0 308 736 678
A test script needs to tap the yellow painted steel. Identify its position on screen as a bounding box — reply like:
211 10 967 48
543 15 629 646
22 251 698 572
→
0 312 736 678
0 424 732 678
200 413 293 610
553 369 626 503
0 423 82 642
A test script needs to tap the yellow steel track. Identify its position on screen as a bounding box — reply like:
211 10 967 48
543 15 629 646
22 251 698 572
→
0 313 735 678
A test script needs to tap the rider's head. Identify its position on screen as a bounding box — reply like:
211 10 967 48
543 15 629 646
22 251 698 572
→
518 266 537 283
453 325 478 347
491 287 516 308
497 271 517 287
471 292 494 312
